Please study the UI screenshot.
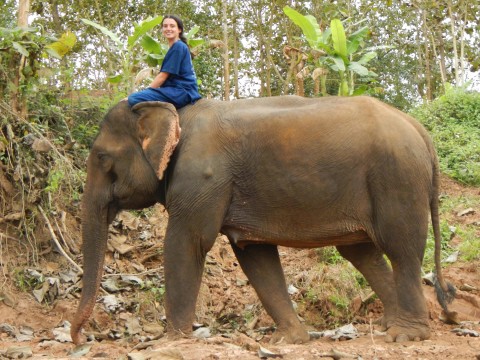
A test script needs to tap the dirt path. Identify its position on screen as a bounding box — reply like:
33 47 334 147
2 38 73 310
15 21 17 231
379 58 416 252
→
0 176 479 359
0 288 479 359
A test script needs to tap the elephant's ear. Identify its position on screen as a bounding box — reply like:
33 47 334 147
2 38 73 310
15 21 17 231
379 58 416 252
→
132 101 181 180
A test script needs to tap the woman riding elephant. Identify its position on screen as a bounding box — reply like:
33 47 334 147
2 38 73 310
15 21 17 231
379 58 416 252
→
128 15 201 109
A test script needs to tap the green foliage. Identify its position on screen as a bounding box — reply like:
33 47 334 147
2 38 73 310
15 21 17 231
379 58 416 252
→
45 170 65 193
458 229 480 262
328 293 349 310
14 269 43 292
81 15 166 91
45 31 77 59
423 192 480 271
0 25 76 105
147 284 166 301
411 87 480 185
71 123 99 148
316 247 345 265
283 6 382 96
295 261 367 328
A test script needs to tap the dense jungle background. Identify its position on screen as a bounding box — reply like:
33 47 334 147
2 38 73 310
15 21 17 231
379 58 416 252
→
0 0 479 359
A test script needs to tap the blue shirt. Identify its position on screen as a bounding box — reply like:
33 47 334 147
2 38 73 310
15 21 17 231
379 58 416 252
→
161 40 201 102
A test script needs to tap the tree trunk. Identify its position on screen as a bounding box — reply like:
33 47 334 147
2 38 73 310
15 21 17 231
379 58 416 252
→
232 0 239 99
421 8 433 101
13 0 30 118
458 9 467 87
448 1 460 85
222 0 230 101
18 0 30 27
436 29 448 89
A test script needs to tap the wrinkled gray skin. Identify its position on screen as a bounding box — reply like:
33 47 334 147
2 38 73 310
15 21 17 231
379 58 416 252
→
71 95 453 345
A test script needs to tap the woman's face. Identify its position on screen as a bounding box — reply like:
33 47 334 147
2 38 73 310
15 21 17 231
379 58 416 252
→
162 18 181 43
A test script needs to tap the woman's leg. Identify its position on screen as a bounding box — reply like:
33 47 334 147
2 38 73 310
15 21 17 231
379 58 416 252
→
127 87 170 107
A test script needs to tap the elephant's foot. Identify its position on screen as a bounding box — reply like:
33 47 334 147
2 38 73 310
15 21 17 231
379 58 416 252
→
271 325 310 344
165 324 191 341
374 312 396 332
384 323 430 343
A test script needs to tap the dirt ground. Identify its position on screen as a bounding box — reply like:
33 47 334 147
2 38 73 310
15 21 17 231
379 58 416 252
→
0 176 479 359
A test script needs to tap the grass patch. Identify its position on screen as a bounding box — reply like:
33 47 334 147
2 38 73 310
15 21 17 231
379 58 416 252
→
410 87 480 186
423 193 480 272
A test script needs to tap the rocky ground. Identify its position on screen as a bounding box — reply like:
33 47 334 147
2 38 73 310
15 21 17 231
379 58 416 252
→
0 176 479 359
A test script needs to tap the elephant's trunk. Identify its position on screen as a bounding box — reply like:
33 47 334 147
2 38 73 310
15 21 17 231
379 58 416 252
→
71 182 115 344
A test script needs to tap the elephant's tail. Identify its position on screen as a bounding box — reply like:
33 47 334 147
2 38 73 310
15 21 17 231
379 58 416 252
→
430 154 457 323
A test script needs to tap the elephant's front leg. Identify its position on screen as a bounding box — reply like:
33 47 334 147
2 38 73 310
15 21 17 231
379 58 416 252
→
230 243 310 344
163 225 211 336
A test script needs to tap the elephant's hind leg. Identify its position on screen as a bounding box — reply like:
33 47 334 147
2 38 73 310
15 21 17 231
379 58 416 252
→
230 242 310 344
375 209 431 342
384 254 430 342
336 243 397 331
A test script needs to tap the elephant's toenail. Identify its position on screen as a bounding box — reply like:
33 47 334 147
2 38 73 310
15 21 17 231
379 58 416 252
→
396 334 409 342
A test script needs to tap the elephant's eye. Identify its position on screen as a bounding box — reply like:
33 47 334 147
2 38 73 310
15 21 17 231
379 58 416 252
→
96 152 113 173
97 152 107 161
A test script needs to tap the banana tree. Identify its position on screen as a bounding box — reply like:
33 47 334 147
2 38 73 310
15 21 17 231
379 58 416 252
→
283 6 380 96
81 16 164 93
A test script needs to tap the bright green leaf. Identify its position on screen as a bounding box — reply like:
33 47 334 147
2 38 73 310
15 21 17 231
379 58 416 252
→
358 52 377 65
347 39 360 55
128 15 163 49
348 62 369 76
145 54 161 67
330 56 346 71
185 26 200 40
188 39 205 48
107 74 123 84
45 31 77 58
352 85 369 96
346 27 368 55
322 27 332 46
283 6 321 49
331 19 348 61
140 35 162 53
81 18 123 48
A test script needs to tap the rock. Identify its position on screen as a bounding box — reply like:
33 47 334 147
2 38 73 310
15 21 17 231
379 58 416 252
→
192 327 211 339
0 323 16 337
32 138 52 152
52 321 73 343
0 290 17 308
4 346 33 359
456 208 475 217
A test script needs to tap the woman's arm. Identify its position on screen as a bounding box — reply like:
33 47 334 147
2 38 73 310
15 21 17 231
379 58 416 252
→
149 71 169 88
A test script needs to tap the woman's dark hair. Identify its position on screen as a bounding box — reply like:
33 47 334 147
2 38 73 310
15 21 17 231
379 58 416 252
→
162 15 188 45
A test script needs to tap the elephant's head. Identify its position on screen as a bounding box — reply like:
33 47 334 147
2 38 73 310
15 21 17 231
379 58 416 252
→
70 100 180 344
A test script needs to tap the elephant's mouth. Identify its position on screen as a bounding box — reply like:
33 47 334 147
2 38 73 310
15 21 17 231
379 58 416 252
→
114 184 160 210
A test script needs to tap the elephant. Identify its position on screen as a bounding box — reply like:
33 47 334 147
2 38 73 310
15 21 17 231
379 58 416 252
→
70 95 455 345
